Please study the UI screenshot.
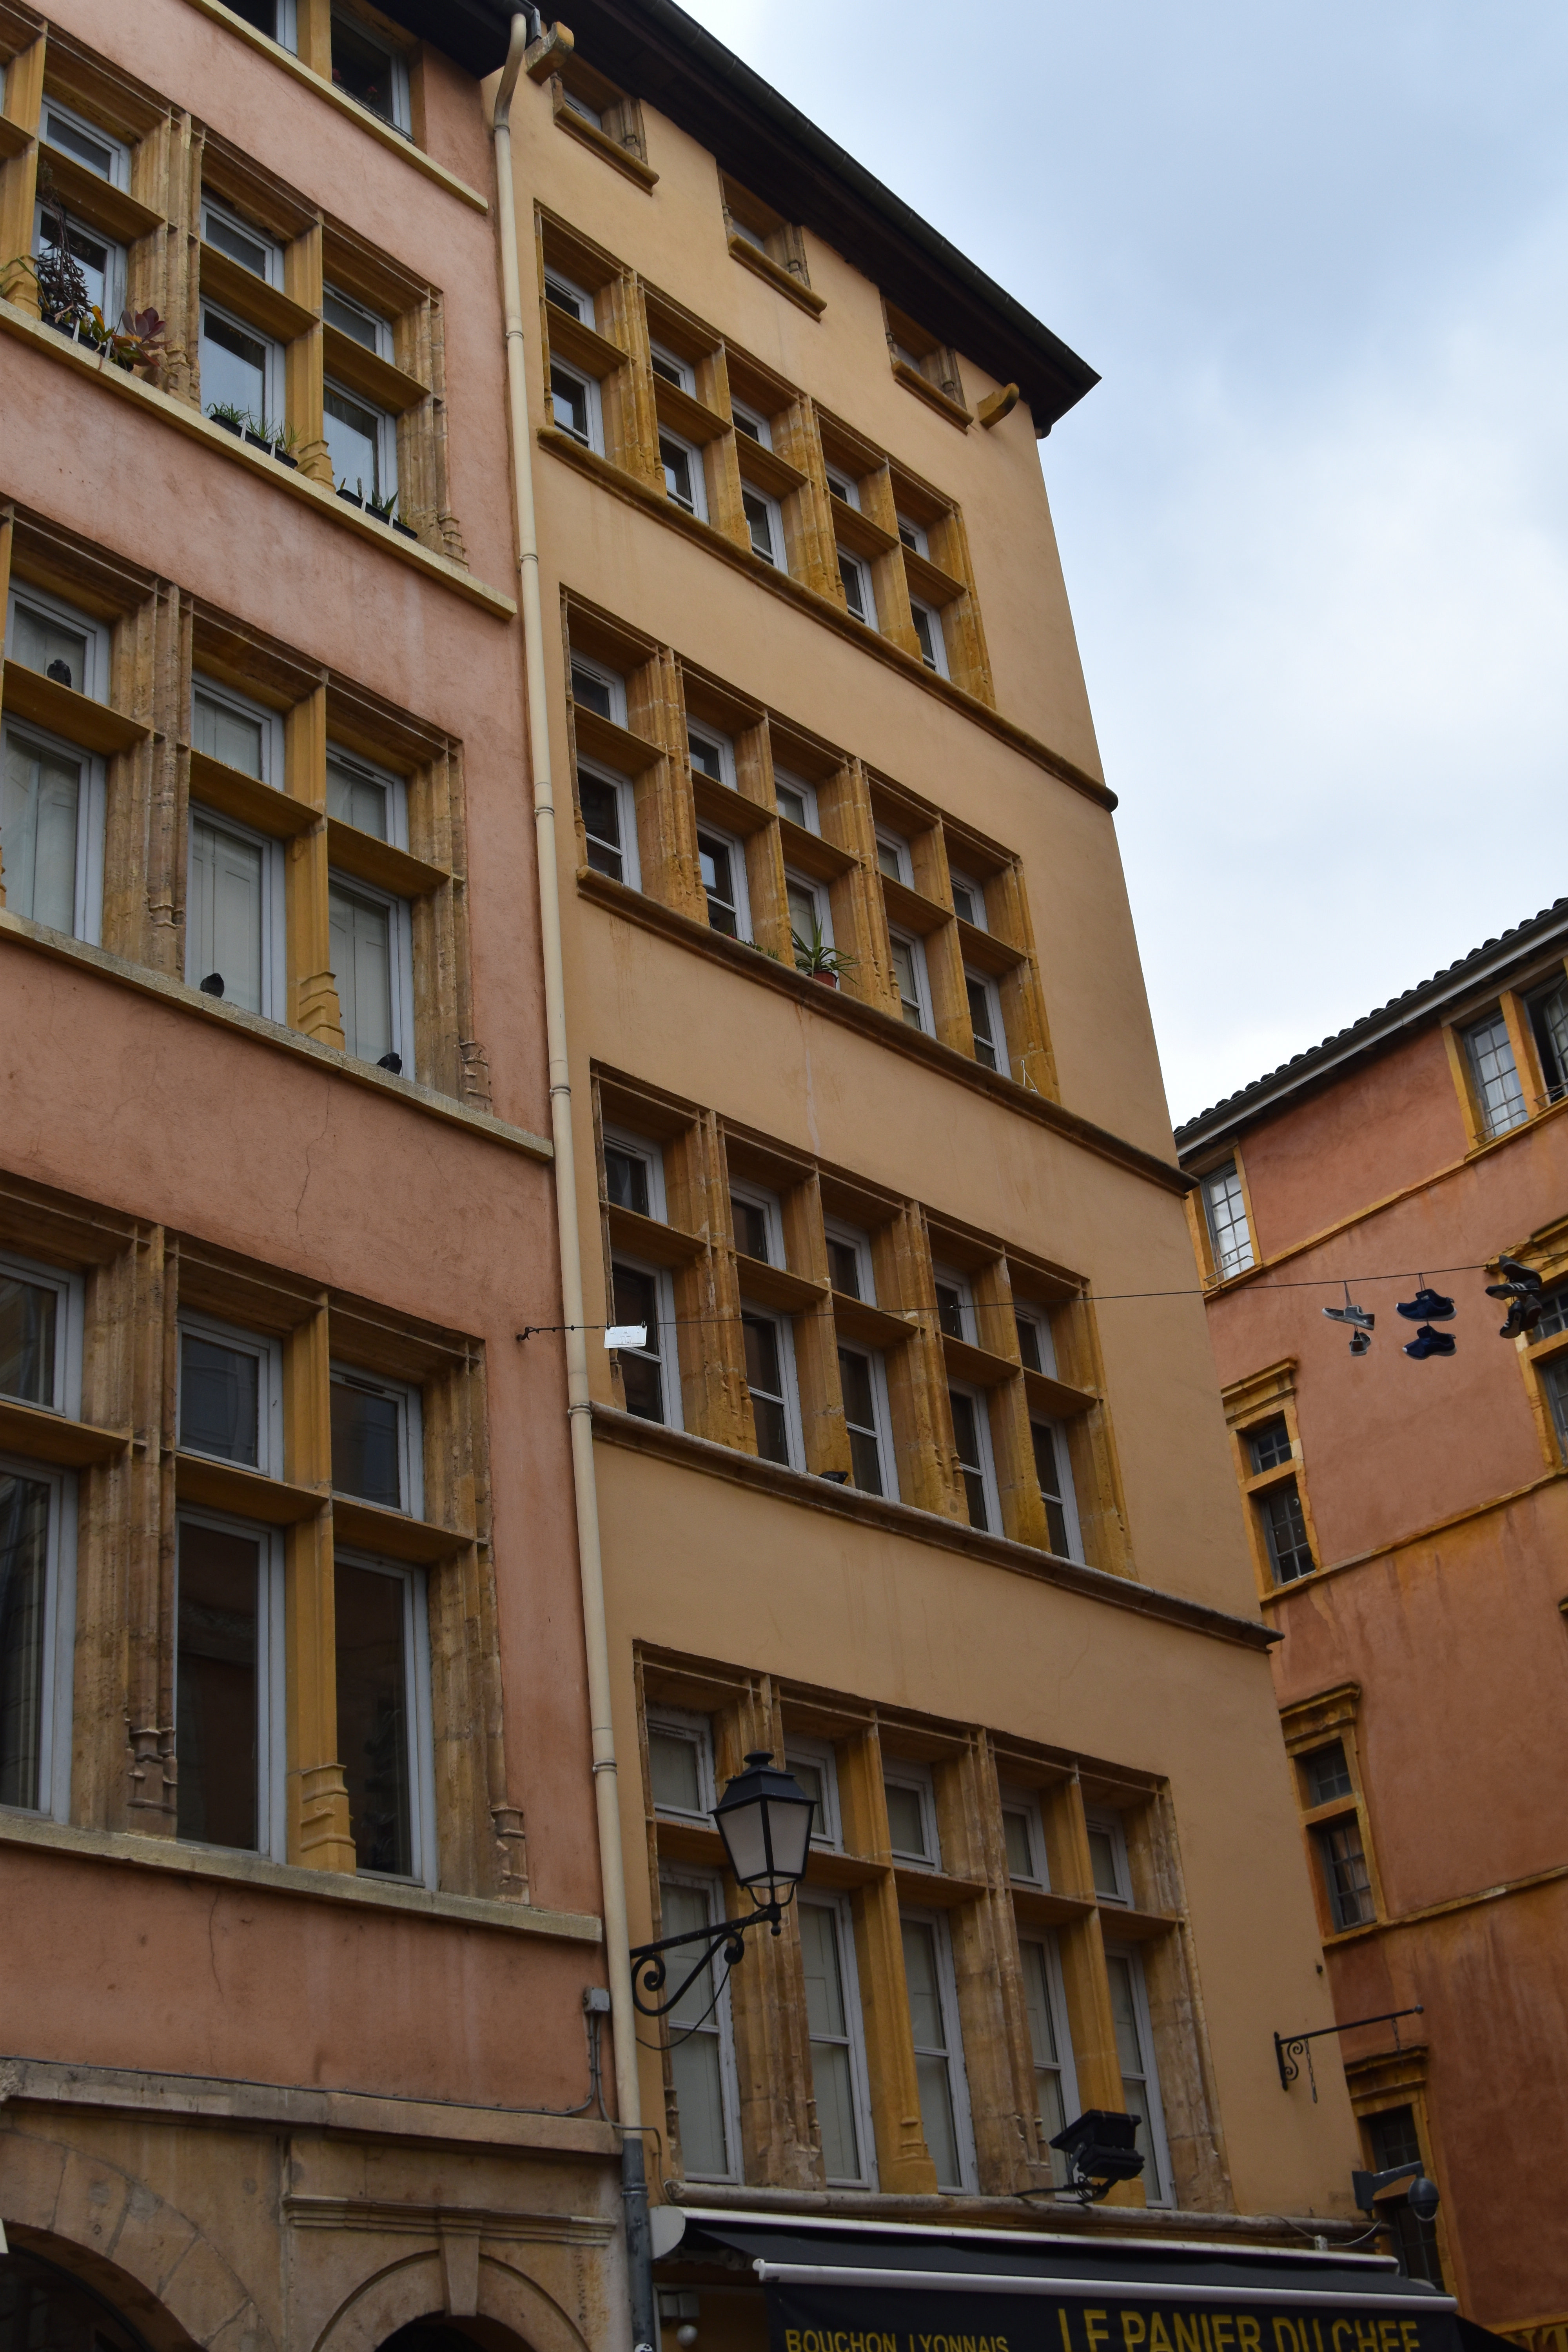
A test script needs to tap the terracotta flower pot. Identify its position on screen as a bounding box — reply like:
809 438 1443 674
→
812 970 839 989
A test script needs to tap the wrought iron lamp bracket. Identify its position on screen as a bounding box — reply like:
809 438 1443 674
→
629 1899 787 2019
1273 2005 1424 2100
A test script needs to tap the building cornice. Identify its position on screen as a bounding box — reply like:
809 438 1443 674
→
575 867 1192 1197
592 1402 1277 1653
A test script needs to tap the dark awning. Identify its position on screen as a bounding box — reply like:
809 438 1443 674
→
661 2212 1459 2352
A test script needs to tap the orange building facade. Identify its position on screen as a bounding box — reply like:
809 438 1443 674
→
1177 901 1568 2337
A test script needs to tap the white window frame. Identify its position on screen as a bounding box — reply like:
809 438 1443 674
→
192 673 286 786
874 826 913 885
730 397 773 449
948 1378 1001 1534
603 1126 668 1223
330 7 412 133
659 426 708 521
324 376 399 505
1104 1941 1172 2206
772 768 819 833
728 1179 784 1267
931 1262 976 1344
40 97 130 189
740 480 785 568
900 1905 978 2191
576 759 640 891
1018 1929 1080 2178
824 1220 877 1305
825 468 860 510
200 196 284 287
1201 1160 1254 1279
174 1505 287 1863
184 804 286 1020
176 1312 285 1476
327 864 415 1074
650 341 695 393
1463 1011 1529 1138
784 1733 842 1849
646 1706 717 1820
328 1362 424 1517
570 651 628 728
1085 1807 1133 1904
798 1889 878 2187
32 201 127 325
998 1782 1049 1887
561 84 603 129
896 512 930 558
837 1339 896 1499
1013 1302 1058 1378
910 596 950 678
0 1449 78 1825
686 722 736 789
550 356 603 453
964 965 1007 1076
697 822 750 940
325 742 409 848
334 1546 437 1887
659 1865 743 2183
0 1249 84 1417
230 0 298 50
785 869 834 963
948 868 987 930
888 927 931 1033
739 1299 804 1469
1031 1417 1083 1562
837 546 876 626
882 1757 940 1867
323 280 393 361
0 717 106 945
6 581 114 706
199 298 284 431
610 1255 682 1431
544 265 597 328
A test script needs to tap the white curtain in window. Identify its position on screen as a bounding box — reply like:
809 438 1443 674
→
661 1880 733 2178
193 690 264 778
189 817 264 1011
330 884 393 1061
3 733 81 932
800 1902 862 2181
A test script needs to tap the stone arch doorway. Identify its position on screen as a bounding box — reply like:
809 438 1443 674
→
317 2252 592 2352
0 2241 162 2352
377 2322 536 2352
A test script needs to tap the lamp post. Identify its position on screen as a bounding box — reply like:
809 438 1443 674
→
628 1751 814 2018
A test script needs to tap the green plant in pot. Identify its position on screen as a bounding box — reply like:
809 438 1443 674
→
791 918 856 988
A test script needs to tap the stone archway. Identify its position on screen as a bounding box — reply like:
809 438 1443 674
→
313 2250 594 2352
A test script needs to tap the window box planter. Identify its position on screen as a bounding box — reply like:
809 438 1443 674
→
244 428 270 452
272 447 298 469
337 486 363 507
212 414 243 435
392 519 418 541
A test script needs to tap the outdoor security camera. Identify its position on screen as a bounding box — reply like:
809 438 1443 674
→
1408 2176 1440 2225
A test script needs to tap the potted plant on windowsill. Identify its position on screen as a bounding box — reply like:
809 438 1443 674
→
792 920 856 989
338 474 365 508
207 400 248 436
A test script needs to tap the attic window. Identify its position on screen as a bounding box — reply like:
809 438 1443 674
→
884 301 969 427
720 175 826 318
549 58 657 190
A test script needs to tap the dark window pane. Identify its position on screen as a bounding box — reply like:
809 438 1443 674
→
1368 2106 1421 2169
612 1265 664 1424
605 1145 650 1215
744 1314 782 1396
0 1276 56 1406
1305 1741 1353 1804
699 834 738 934
965 975 997 1068
935 1283 965 1341
620 1353 664 1421
751 1394 789 1464
1014 1312 1041 1372
551 367 589 440
335 1559 412 1876
1249 1417 1293 1473
828 1240 860 1299
0 1471 50 1810
731 1197 769 1261
180 1333 259 1465
1317 1815 1374 1929
176 1522 259 1851
838 1348 875 1426
949 1390 988 1530
0 2246 151 2352
578 775 624 879
332 14 399 120
331 1379 403 1509
571 662 613 717
848 1427 883 1495
224 0 281 32
1262 1479 1314 1582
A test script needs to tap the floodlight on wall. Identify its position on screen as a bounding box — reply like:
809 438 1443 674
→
1353 2160 1440 2225
628 1751 814 2018
1047 2109 1145 2203
1487 1256 1543 1339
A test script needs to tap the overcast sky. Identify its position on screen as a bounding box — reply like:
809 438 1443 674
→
681 0 1568 1126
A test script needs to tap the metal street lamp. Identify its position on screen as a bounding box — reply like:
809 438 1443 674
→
629 1751 814 2018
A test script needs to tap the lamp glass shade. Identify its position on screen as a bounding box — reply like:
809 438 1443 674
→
713 1751 814 1895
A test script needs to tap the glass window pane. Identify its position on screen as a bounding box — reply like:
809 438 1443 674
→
335 1560 413 1876
790 1756 826 1838
188 818 264 1011
661 436 695 508
1203 1163 1254 1277
913 2050 961 2186
571 662 614 717
965 975 997 1066
552 367 590 440
579 776 624 880
36 212 111 310
176 1521 259 1850
612 1265 664 1422
204 210 271 276
699 835 738 934
1106 1952 1143 2078
1020 1940 1061 2068
193 690 265 777
810 2040 859 2181
332 14 399 120
1004 1809 1034 1880
838 1348 875 1427
1465 1015 1528 1138
731 1198 770 1261
325 386 385 501
201 310 268 422
330 1378 403 1508
44 109 116 178
660 1879 732 2178
1088 1825 1122 1898
649 1728 702 1814
330 883 394 1063
0 1471 51 1811
180 1332 260 1464
3 731 82 933
1263 1481 1314 1583
11 603 90 693
886 1781 926 1858
0 1276 57 1406
324 287 381 348
1305 1742 1353 1804
890 936 922 1026
800 1903 849 2036
827 1240 860 1299
327 755 388 837
605 1147 650 1215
